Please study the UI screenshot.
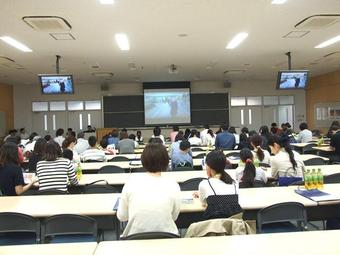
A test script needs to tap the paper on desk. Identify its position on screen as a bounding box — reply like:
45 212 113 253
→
295 189 340 202
130 160 142 166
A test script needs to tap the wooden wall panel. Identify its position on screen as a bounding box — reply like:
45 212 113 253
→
306 69 340 131
0 83 14 134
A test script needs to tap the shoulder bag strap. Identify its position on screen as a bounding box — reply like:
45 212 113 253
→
207 178 217 195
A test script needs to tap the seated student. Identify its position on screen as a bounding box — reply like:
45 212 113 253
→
117 131 136 154
268 135 305 179
81 136 106 162
6 136 24 164
237 133 250 150
327 121 340 138
117 143 181 237
206 129 216 147
62 148 73 161
100 138 115 155
36 142 78 192
53 128 65 147
228 127 239 147
330 125 340 163
151 126 165 144
44 134 51 142
184 128 191 140
169 126 179 143
128 134 140 148
74 132 89 154
0 142 37 196
62 136 80 162
236 148 267 188
259 125 271 151
215 124 236 150
200 125 210 146
107 128 120 149
296 122 313 143
249 135 271 165
28 138 47 172
169 131 184 156
135 130 144 144
196 150 238 206
188 129 202 146
23 132 39 155
171 140 193 169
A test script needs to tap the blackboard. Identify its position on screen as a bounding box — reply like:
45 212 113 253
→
103 93 229 127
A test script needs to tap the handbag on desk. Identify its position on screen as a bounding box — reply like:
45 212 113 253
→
203 179 242 220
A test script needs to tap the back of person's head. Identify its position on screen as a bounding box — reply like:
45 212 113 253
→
111 128 119 138
299 122 308 131
0 142 19 166
205 150 233 184
184 128 191 135
44 135 51 142
228 126 236 134
128 134 136 140
9 129 17 136
153 126 161 136
173 125 179 131
136 130 142 136
207 129 214 138
20 128 25 133
241 127 249 134
100 138 108 149
271 122 278 128
45 141 61 161
330 121 340 127
286 122 292 129
329 125 340 133
29 132 38 141
270 127 278 134
88 136 97 147
220 124 228 131
56 128 64 137
179 140 191 151
87 125 92 131
148 137 163 145
250 135 264 161
141 143 169 172
249 130 257 137
175 131 184 142
62 136 77 149
191 129 199 138
259 125 269 136
70 131 76 138
120 131 128 140
33 138 47 157
62 148 73 161
239 133 248 142
204 124 210 130
281 123 287 130
239 148 256 187
6 136 21 145
77 132 85 139
268 135 297 170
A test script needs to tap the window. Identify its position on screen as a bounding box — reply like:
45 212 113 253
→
263 96 279 105
50 101 66 111
68 101 84 111
279 96 294 105
241 109 244 125
231 97 246 106
85 100 101 110
247 97 262 106
32 102 48 112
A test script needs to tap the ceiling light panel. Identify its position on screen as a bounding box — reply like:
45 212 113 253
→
315 35 340 48
99 0 114 5
226 32 248 49
0 36 32 52
271 0 287 4
115 33 130 51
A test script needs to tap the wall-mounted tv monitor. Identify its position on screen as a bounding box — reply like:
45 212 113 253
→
276 70 309 90
39 74 74 94
144 88 191 125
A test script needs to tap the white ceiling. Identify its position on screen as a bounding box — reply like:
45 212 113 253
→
0 0 340 86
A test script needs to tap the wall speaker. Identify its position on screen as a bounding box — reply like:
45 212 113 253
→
100 82 109 91
223 80 232 88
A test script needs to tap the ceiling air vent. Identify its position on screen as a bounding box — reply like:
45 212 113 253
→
0 56 15 65
22 16 72 31
50 33 75 40
295 14 340 29
324 51 340 58
92 72 114 77
283 31 309 38
223 69 247 75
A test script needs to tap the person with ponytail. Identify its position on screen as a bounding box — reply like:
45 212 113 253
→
196 150 236 206
236 148 267 188
250 135 271 165
267 135 305 179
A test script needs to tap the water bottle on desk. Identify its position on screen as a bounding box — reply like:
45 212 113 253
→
317 168 324 189
76 163 83 181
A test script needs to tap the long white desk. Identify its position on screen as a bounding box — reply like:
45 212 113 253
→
95 230 340 255
0 242 97 255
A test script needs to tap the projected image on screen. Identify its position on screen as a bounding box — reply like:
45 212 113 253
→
144 88 191 125
278 71 308 89
40 75 74 94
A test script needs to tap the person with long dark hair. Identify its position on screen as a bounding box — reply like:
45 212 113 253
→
259 125 270 150
250 135 271 165
236 148 267 188
28 138 47 172
268 135 305 178
0 142 37 195
196 150 236 206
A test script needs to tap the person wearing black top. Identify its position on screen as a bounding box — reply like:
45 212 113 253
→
28 138 47 172
0 142 37 196
330 125 340 163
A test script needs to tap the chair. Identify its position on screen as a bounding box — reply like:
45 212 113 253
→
257 202 307 233
83 159 103 163
35 189 67 195
98 165 125 174
239 180 266 188
303 158 325 166
191 147 204 152
302 143 318 154
41 214 98 243
324 173 340 184
109 156 130 162
83 180 119 194
193 153 206 159
278 177 303 186
130 167 147 173
172 166 196 171
180 177 206 191
0 212 40 245
121 232 179 240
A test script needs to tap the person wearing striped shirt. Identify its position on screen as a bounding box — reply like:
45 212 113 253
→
36 142 78 192
80 136 106 162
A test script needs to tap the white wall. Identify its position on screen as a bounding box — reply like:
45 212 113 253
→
13 79 305 133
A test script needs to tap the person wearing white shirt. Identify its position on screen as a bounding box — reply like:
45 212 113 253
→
81 136 106 162
235 148 267 188
117 143 181 237
206 129 216 147
151 126 165 144
296 122 313 143
250 135 271 165
268 135 305 179
74 132 90 154
62 136 80 163
53 128 65 147
200 125 210 146
188 129 202 146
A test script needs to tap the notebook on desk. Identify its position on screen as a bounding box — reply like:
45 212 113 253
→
295 189 340 202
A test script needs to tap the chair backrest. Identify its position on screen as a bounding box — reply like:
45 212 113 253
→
109 156 130 162
191 147 204 152
180 177 206 191
301 143 318 154
130 167 147 173
173 166 196 171
193 153 206 159
278 177 303 186
257 202 307 233
0 212 40 243
324 173 340 184
239 180 266 188
83 159 103 163
121 232 179 240
35 189 67 195
41 214 97 243
83 180 119 194
303 158 325 166
98 165 125 173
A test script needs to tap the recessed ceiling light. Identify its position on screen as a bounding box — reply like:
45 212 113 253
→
0 36 32 52
315 35 340 48
115 33 130 51
271 0 287 4
99 0 114 4
226 32 248 49
177 33 188 37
